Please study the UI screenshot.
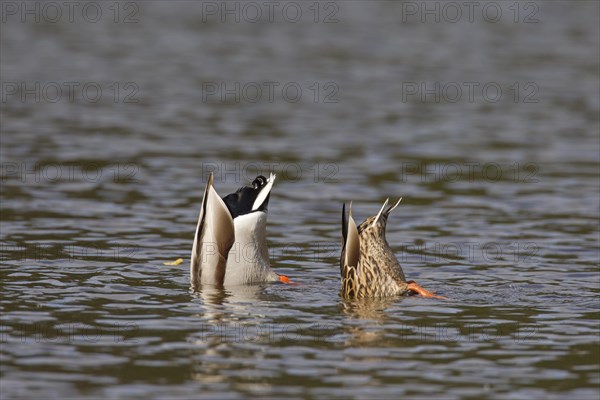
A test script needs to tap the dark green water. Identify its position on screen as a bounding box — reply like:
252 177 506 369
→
1 1 599 399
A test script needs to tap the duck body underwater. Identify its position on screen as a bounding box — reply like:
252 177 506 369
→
189 173 442 299
190 173 291 288
340 199 445 299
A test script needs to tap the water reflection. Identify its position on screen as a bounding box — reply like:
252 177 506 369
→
341 297 396 346
341 297 396 321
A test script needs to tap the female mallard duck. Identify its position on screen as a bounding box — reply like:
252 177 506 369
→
190 172 291 288
340 198 445 299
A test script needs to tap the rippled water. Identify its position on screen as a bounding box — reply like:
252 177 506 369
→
1 1 599 399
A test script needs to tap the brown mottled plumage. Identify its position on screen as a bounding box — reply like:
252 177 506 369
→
340 199 445 299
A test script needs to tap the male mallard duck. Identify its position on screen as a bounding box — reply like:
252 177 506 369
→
340 198 445 299
190 173 291 288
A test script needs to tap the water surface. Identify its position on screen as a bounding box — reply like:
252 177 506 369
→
1 1 599 399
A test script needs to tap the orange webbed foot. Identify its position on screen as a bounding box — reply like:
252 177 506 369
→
406 280 447 299
278 274 299 285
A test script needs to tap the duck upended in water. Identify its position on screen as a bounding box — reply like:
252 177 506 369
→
340 198 445 299
190 173 291 288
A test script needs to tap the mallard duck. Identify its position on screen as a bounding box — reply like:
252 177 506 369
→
340 198 445 299
190 172 291 288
